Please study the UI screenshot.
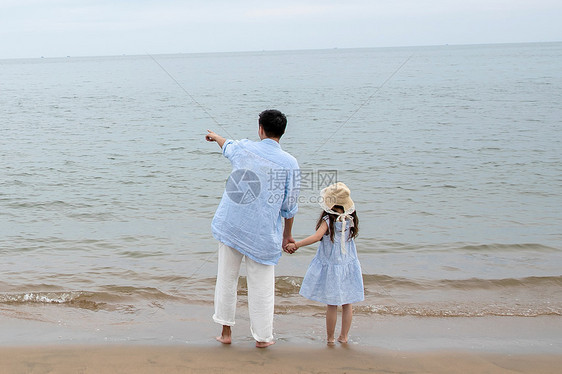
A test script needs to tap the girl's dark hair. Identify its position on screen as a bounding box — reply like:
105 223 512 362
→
315 205 359 242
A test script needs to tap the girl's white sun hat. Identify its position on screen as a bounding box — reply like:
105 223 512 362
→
319 182 355 215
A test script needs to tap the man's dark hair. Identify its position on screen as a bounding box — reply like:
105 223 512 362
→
259 109 287 138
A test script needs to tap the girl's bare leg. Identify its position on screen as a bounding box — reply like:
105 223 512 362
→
338 304 352 343
216 325 232 344
326 305 338 345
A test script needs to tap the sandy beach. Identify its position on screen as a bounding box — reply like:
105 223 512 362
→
1 312 561 373
1 344 561 374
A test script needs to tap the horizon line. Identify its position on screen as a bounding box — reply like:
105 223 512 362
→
1 40 560 61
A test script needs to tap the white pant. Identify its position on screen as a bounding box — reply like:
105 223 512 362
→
213 242 275 342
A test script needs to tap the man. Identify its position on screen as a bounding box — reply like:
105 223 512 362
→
205 109 300 348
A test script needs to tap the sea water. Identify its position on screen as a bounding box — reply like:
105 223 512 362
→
1 43 561 345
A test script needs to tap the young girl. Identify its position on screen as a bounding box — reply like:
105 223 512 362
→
285 182 364 345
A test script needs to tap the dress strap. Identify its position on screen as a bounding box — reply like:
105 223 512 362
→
323 206 355 254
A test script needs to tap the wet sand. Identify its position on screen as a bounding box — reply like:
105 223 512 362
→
1 303 561 373
0 344 560 374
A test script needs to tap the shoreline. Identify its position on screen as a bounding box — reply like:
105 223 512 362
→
2 304 561 373
2 302 561 373
0 344 560 374
2 302 561 352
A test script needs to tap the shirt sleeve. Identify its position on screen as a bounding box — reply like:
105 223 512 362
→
280 162 300 219
221 139 237 159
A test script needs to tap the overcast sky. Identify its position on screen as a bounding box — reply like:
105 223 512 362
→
1 0 561 59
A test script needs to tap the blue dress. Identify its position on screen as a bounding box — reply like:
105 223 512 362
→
299 217 365 305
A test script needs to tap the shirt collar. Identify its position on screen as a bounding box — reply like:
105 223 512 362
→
261 138 281 148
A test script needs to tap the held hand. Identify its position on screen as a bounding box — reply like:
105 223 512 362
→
282 235 295 251
284 242 298 254
282 235 296 254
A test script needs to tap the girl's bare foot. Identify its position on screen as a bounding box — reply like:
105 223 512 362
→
255 340 275 348
337 336 348 343
327 339 336 346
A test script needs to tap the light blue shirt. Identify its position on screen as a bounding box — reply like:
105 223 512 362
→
212 138 300 265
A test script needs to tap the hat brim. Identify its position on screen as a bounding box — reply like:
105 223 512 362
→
319 186 355 214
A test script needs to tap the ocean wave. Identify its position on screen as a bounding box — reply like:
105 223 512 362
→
4 200 93 211
359 242 560 253
0 291 107 311
362 274 562 290
181 274 562 297
3 289 558 318
456 243 560 252
2 274 560 318
0 287 180 312
274 275 562 292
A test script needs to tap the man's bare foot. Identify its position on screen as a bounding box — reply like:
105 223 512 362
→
216 326 232 344
337 336 348 343
216 335 232 344
255 340 275 348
